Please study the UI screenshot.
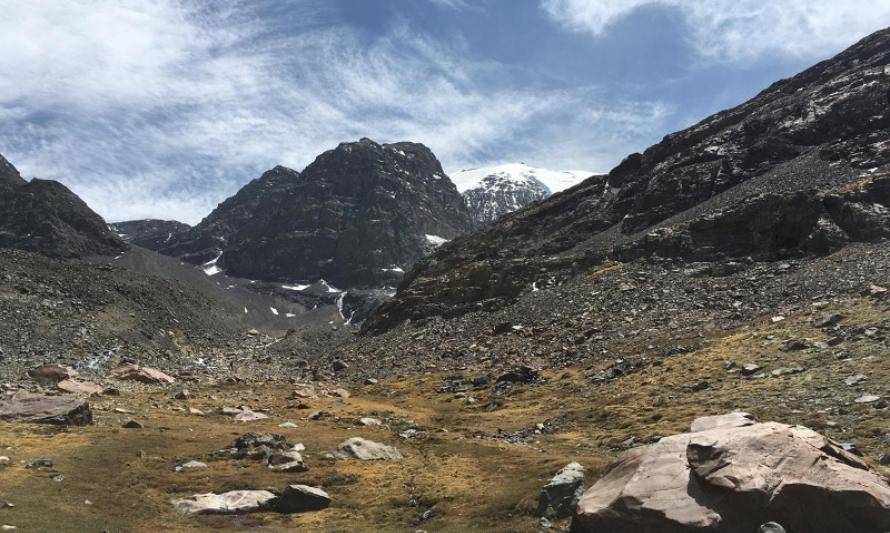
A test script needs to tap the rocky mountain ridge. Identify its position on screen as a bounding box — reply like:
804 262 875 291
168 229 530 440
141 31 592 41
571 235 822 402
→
0 154 126 259
159 139 472 291
110 219 191 250
365 27 890 333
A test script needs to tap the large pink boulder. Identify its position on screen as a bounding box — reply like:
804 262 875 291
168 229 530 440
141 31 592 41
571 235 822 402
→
0 391 93 425
108 363 175 384
573 412 890 533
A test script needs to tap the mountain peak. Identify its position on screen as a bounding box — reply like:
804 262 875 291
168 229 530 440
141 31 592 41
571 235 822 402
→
450 163 597 194
0 153 26 188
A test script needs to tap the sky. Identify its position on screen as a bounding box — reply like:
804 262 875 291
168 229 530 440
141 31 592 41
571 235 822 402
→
2 1 890 224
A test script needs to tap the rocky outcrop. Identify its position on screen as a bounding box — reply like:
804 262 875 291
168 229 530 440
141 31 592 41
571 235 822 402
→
572 412 890 533
365 28 890 333
109 219 190 250
160 139 472 290
0 391 93 425
0 154 125 258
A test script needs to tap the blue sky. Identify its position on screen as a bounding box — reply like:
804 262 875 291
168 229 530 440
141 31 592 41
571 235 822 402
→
2 0 889 224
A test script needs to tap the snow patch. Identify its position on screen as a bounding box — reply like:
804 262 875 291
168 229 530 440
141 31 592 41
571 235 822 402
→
270 307 279 316
202 251 223 276
282 284 310 291
425 234 447 246
320 280 342 293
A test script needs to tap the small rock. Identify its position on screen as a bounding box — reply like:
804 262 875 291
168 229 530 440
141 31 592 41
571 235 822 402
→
740 363 761 376
840 442 863 456
691 381 709 392
332 360 348 372
274 484 331 513
814 313 843 328
770 367 804 377
855 395 881 404
0 457 9 466
175 460 208 472
26 458 53 469
173 388 191 400
268 450 307 472
278 422 298 429
496 366 540 384
758 522 787 533
364 378 378 385
332 437 402 460
234 408 269 422
188 407 205 416
845 374 867 386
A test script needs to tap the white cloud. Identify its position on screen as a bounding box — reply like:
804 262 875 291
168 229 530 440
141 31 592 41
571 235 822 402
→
541 0 890 62
0 1 670 224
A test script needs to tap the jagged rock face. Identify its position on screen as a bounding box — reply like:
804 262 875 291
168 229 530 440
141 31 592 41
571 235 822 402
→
364 28 890 333
110 219 191 250
0 155 125 258
161 138 471 289
0 153 26 189
463 173 550 226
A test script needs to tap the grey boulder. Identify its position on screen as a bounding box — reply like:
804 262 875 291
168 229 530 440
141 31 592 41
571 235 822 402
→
538 462 585 518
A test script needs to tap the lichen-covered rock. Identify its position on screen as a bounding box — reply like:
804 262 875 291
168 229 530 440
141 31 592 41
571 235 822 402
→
332 437 402 460
538 462 585 518
572 413 890 533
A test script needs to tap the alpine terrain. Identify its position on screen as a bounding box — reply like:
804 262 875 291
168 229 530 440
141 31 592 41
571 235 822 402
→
1 19 890 533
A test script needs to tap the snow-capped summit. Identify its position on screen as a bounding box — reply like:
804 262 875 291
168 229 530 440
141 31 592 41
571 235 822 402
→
449 163 595 194
450 163 598 226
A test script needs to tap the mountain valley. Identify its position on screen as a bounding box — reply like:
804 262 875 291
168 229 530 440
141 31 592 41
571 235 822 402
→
2 25 890 533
